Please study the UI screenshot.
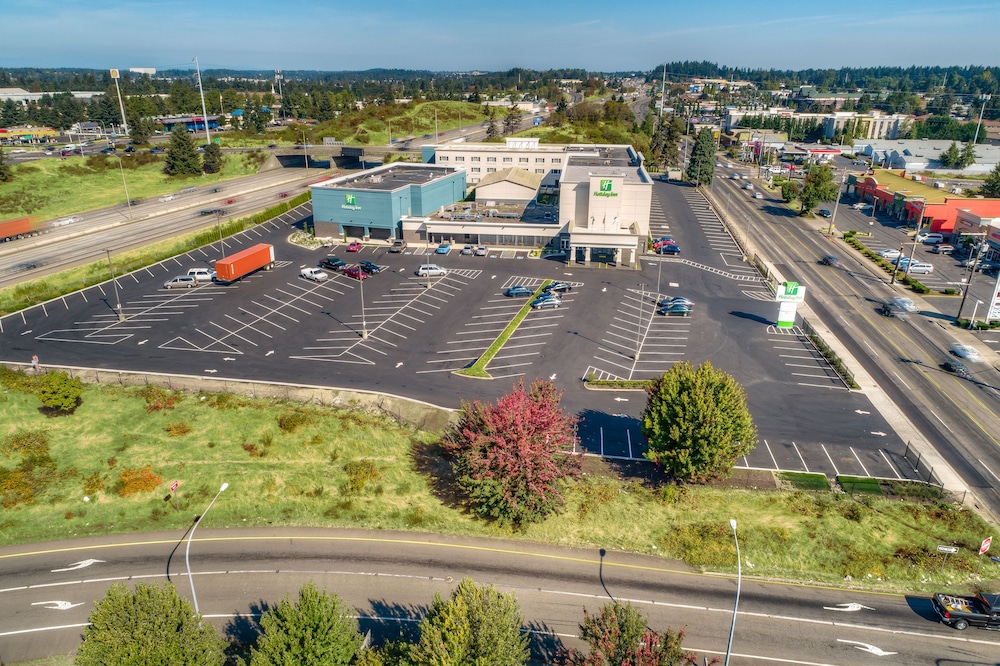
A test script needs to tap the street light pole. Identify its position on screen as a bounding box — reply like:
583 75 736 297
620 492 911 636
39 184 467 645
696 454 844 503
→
360 274 368 339
725 518 742 666
969 300 983 329
105 249 124 322
973 95 992 146
185 482 228 615
957 236 988 320
193 56 211 147
111 155 133 220
826 168 846 236
301 130 309 170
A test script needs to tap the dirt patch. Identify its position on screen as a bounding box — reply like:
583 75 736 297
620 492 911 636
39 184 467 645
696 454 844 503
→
709 469 778 490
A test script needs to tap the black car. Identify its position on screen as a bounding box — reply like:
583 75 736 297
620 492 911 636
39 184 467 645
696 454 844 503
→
543 281 572 293
504 285 534 298
821 254 841 267
149 147 165 154
124 145 136 153
99 147 116 154
942 359 970 378
358 260 382 275
657 244 681 255
320 256 347 272
818 209 832 218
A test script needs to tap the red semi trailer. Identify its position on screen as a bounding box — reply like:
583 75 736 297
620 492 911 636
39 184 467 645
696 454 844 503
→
214 243 275 284
0 217 43 242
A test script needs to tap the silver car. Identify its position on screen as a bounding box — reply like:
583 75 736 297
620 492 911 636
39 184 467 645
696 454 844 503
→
164 275 197 289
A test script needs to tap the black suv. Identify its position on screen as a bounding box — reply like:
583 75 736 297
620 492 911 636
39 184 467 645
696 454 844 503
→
320 256 347 272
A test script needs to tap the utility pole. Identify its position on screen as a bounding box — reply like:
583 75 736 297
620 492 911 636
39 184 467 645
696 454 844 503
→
193 56 211 146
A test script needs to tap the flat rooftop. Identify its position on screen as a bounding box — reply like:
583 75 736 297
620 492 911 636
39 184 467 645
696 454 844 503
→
562 145 649 184
321 165 458 192
868 170 964 203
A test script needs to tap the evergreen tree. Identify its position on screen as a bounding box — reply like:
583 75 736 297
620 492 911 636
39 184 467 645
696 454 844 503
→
408 578 529 666
502 105 520 136
980 164 1000 198
959 141 978 168
248 583 363 666
0 147 13 183
685 128 716 186
202 142 222 174
642 361 756 483
76 581 226 666
164 124 202 176
939 141 960 168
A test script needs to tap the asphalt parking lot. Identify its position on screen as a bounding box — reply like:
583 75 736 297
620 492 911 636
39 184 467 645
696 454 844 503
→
0 183 924 483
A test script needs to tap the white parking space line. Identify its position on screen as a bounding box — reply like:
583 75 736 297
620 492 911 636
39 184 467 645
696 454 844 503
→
792 442 809 472
878 450 904 479
763 440 779 469
821 445 840 476
850 447 871 476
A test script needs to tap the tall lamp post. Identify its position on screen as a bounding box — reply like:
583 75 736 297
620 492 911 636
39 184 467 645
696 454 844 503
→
359 274 368 339
973 95 992 146
826 168 846 236
105 249 124 322
725 518 742 666
185 482 228 615
301 130 309 170
193 56 211 147
109 154 133 220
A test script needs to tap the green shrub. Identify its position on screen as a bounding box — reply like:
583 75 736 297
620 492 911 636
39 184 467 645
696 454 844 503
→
36 371 84 412
132 385 181 412
341 460 381 495
113 465 162 497
277 410 315 433
2 429 50 458
164 422 193 437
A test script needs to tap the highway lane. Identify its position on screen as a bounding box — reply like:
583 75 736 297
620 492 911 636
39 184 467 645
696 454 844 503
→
0 169 325 288
711 172 1000 520
2 529 997 665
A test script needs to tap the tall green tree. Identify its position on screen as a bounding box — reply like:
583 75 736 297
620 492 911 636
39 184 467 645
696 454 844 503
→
939 141 960 168
408 578 529 666
642 361 756 483
202 142 222 174
559 602 701 666
685 128 716 186
959 141 978 168
76 581 226 666
798 164 839 215
247 583 363 666
980 163 1000 198
164 124 201 176
0 147 13 183
442 379 580 528
502 105 520 136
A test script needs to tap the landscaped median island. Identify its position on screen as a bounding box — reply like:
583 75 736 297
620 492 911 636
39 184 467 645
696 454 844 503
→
0 365 995 593
454 280 551 379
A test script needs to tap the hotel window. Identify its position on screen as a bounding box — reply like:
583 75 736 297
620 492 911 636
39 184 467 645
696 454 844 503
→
552 158 562 164
487 167 496 173
472 167 480 173
471 156 480 162
455 156 464 162
503 157 513 163
535 158 545 163
535 169 544 174
487 157 497 162
519 157 528 163
439 156 449 161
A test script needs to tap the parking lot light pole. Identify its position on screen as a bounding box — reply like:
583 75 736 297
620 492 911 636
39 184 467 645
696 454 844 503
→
185 482 227 615
889 244 905 285
110 155 133 220
826 169 846 236
105 249 125 322
725 518 742 666
360 274 368 339
969 300 984 329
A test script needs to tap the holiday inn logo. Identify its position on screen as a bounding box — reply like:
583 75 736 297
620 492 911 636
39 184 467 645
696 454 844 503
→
341 193 362 211
593 179 619 198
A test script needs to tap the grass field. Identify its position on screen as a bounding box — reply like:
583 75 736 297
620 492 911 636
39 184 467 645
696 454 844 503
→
0 150 266 222
1 375 996 593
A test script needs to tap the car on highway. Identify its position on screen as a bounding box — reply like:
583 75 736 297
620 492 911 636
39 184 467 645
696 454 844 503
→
300 267 329 282
753 192 764 199
531 296 561 309
416 264 447 277
346 241 363 252
658 303 692 316
278 191 289 198
319 256 347 272
52 216 80 227
343 265 368 280
942 359 971 378
163 275 197 289
435 243 451 254
931 244 955 254
504 285 534 297
543 282 572 293
474 246 488 256
891 297 918 313
878 301 909 318
821 254 842 267
358 260 382 275
460 245 474 255
149 146 165 154
950 343 983 363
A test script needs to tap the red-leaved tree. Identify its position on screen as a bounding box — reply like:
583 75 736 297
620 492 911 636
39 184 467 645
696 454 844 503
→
442 379 580 527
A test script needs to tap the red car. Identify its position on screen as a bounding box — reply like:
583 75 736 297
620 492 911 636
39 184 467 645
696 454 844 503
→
343 265 368 280
225 197 236 204
346 241 363 252
277 192 289 198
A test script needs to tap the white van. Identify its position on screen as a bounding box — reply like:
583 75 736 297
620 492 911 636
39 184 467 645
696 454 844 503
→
908 262 934 274
921 233 945 245
416 264 447 277
187 267 216 282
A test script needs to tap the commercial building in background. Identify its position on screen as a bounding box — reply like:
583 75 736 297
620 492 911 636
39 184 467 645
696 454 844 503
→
724 107 909 141
313 139 653 267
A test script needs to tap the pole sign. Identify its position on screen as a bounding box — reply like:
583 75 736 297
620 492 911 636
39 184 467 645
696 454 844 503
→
937 545 959 554
109 69 120 79
981 536 993 555
170 480 179 492
775 281 806 328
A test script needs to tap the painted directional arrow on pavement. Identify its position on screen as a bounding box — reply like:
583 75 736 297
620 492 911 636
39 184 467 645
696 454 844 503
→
824 602 875 612
51 559 104 572
837 639 896 656
32 600 85 610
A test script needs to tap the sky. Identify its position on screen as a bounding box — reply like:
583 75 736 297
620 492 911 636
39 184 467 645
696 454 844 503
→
5 0 1000 74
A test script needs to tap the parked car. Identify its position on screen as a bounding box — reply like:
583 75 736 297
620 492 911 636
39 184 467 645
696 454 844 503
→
660 296 695 308
534 291 562 303
187 268 216 282
907 262 934 275
543 282 573 293
504 285 534 297
878 248 902 260
358 260 382 275
817 209 832 218
950 343 983 363
346 241 363 252
921 232 945 245
657 244 681 255
460 245 474 255
300 267 329 282
389 239 407 253
343 265 368 280
320 256 347 272
474 246 488 256
658 303 692 316
416 264 447 277
530 296 561 309
163 275 196 289
852 202 867 210
435 243 451 254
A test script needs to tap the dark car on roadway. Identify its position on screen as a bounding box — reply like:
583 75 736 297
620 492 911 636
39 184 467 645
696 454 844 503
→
504 285 534 297
543 282 572 293
821 254 842 267
942 359 970 378
149 146 165 154
358 260 382 275
320 256 347 272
